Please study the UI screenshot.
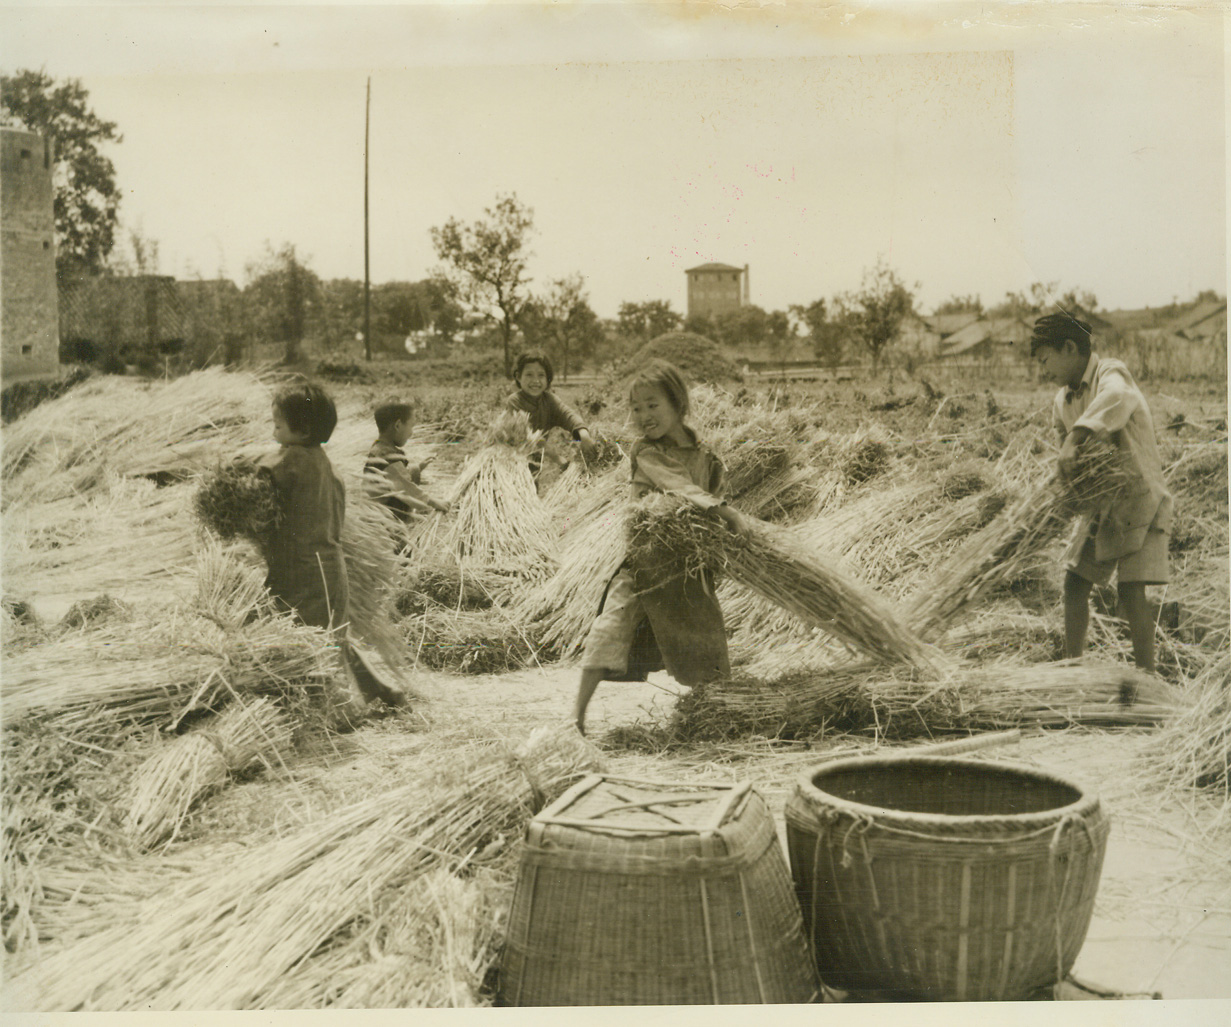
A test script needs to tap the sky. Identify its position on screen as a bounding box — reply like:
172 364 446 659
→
1 2 1226 321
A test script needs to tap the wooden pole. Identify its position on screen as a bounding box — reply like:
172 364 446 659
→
363 76 372 361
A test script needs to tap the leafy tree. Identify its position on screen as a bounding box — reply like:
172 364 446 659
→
617 300 682 342
790 298 845 370
519 273 604 380
243 243 321 364
1 70 122 279
839 258 917 374
933 294 984 316
430 193 535 376
712 305 768 349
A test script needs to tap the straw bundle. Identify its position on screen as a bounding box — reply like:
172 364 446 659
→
907 438 1130 641
505 494 628 657
124 696 295 850
2 476 197 605
1140 654 1230 796
337 491 406 660
2 367 277 504
411 606 539 675
626 493 940 670
8 724 603 1010
1 601 336 737
665 658 1175 743
192 461 282 546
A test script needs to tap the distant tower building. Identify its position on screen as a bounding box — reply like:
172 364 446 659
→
1 127 60 380
686 262 748 320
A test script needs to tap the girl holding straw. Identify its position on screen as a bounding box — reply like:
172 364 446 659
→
572 360 750 735
258 382 349 632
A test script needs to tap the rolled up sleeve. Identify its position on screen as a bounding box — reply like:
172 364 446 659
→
1074 370 1140 435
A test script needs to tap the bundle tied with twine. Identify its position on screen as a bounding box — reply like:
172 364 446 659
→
124 696 295 850
625 492 941 671
1140 653 1230 796
7 724 603 1011
907 435 1131 642
409 409 558 579
662 658 1176 744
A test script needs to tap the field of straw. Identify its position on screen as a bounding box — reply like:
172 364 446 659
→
2 364 1228 1008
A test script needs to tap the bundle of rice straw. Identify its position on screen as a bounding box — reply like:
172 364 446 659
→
124 696 295 850
2 367 277 504
7 724 603 1011
410 606 539 675
1140 653 1229 797
626 493 940 670
192 461 282 546
338 491 407 662
412 410 557 577
666 657 1175 743
907 436 1130 641
2 476 197 606
506 493 628 657
2 594 336 737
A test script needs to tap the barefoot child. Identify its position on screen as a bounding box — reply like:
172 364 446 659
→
572 360 750 734
505 352 597 471
1031 312 1173 673
364 401 450 523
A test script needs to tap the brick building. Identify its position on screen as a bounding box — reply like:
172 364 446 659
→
1 127 60 380
686 262 748 319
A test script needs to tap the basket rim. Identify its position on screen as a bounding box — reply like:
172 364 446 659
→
792 754 1100 830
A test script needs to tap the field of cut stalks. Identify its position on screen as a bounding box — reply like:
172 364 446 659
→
1 363 1228 1009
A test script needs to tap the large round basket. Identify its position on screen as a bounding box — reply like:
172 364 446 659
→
499 774 818 1006
784 755 1109 1001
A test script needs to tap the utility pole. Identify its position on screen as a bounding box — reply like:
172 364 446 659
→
363 76 372 361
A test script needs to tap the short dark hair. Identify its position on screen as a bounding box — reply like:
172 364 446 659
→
374 402 413 433
273 381 338 444
1030 312 1093 358
514 351 554 387
628 359 690 419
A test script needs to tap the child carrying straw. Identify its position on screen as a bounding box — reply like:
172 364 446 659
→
258 382 350 632
572 360 750 734
364 401 450 523
1031 312 1174 673
505 351 597 475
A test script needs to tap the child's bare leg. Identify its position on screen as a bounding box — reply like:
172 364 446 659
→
573 668 605 735
1117 581 1156 674
1063 570 1094 659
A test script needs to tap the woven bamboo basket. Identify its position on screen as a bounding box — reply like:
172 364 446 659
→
784 755 1109 1001
498 774 819 1006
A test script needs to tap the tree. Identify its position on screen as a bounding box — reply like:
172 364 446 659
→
243 243 321 364
790 298 846 370
1 70 122 279
933 294 984 316
839 258 917 374
617 300 682 342
712 305 769 349
430 193 535 376
519 273 605 380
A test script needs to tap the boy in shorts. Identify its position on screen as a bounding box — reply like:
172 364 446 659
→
1031 312 1173 673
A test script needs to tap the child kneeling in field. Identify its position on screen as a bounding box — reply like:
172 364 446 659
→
572 360 750 735
365 401 450 524
1031 312 1174 674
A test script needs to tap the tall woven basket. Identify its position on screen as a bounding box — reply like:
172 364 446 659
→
784 755 1109 1001
499 774 819 1005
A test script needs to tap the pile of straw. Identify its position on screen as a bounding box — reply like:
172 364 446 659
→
410 607 539 675
124 696 295 850
1141 654 1229 796
907 437 1130 641
626 494 939 670
659 658 1175 744
8 724 603 1010
2 367 276 505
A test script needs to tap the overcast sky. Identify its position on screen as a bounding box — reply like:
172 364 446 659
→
2 2 1226 319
